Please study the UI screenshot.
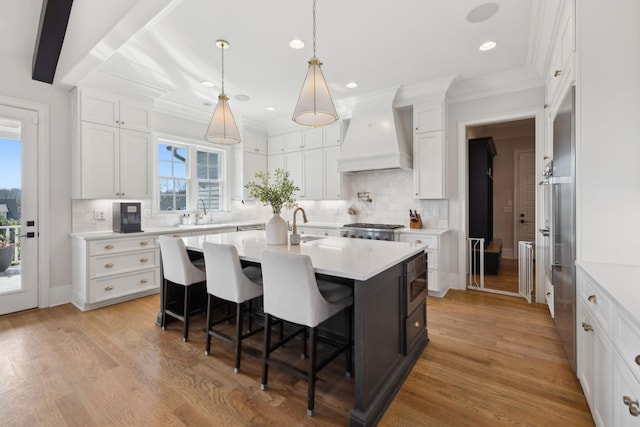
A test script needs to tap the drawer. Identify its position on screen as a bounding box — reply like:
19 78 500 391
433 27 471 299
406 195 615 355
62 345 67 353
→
425 249 439 270
89 236 157 256
614 311 640 383
580 273 612 334
89 249 158 278
89 268 160 303
402 234 438 250
404 302 427 355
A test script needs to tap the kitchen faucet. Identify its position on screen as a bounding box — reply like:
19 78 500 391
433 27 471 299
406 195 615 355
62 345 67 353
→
290 207 308 245
196 199 208 225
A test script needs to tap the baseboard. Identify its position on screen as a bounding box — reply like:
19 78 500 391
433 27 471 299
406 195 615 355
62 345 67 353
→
48 284 72 307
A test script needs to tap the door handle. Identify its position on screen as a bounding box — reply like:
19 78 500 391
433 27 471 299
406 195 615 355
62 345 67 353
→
18 232 36 238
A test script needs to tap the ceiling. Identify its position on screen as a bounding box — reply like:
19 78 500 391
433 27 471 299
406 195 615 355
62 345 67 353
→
3 0 558 123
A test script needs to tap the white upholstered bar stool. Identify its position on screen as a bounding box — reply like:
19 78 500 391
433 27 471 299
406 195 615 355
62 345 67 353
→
202 242 264 373
158 235 206 342
260 250 353 417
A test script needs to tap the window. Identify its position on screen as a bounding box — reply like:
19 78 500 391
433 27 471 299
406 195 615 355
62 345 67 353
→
157 138 226 213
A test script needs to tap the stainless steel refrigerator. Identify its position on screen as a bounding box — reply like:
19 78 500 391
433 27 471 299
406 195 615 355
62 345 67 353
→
551 86 576 372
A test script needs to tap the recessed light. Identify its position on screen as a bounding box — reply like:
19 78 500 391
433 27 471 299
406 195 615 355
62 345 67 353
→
466 3 499 23
265 106 276 111
201 80 215 88
289 39 305 49
479 41 497 51
346 81 358 89
235 94 250 101
203 102 213 107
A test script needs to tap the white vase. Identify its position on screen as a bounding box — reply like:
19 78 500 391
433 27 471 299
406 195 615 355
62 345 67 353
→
266 213 288 245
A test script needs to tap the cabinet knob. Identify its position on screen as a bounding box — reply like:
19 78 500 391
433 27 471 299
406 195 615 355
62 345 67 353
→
104 244 114 250
554 69 561 77
140 278 148 284
140 257 148 263
587 294 597 303
172 234 179 237
546 292 551 296
105 285 114 291
624 396 639 407
630 405 639 417
581 322 593 332
414 321 420 328
105 263 114 268
415 239 422 243
635 355 640 366
415 127 418 130
140 241 148 246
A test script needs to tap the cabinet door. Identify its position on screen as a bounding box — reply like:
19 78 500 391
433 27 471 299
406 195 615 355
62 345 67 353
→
413 131 444 199
284 131 303 152
323 145 341 199
243 152 267 200
285 150 304 198
414 104 442 134
244 127 268 154
268 153 285 177
302 149 323 200
613 355 640 427
303 128 323 150
324 122 341 147
81 90 119 127
268 134 285 155
81 122 119 198
119 129 152 199
119 98 152 132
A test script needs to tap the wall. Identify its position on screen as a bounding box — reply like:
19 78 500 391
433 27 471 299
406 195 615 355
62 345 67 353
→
576 0 640 265
447 87 545 289
0 56 72 303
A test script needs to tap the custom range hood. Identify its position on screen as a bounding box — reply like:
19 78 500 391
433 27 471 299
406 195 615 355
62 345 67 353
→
337 88 411 173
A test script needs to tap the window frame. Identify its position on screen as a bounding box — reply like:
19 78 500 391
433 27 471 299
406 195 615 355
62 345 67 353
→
154 134 229 215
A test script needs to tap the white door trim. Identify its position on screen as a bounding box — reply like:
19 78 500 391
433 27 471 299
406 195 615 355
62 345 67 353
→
0 94 50 309
457 107 545 304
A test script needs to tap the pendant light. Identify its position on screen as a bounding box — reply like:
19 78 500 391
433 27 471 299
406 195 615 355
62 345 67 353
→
205 39 241 145
292 0 338 127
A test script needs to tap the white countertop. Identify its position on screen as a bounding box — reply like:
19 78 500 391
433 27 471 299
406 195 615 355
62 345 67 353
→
70 220 265 240
576 261 640 327
183 230 423 282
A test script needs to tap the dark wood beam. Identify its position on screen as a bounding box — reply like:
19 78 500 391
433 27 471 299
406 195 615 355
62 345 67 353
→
32 0 74 84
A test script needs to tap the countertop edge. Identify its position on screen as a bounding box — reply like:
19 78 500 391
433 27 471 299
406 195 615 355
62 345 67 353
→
71 221 265 240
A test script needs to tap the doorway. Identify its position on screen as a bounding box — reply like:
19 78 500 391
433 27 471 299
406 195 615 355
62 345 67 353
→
466 118 536 297
0 104 39 315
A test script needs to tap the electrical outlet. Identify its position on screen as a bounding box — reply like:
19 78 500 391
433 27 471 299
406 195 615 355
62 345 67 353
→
432 208 440 217
94 209 106 220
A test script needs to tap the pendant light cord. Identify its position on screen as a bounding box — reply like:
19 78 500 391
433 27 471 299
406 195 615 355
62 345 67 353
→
221 41 225 95
312 0 317 57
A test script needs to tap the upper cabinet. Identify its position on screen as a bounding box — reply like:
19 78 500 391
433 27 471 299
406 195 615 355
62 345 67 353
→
72 88 153 199
546 0 575 116
80 88 152 133
413 102 446 199
243 127 268 154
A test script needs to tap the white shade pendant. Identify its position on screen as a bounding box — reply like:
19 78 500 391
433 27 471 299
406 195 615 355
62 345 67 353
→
205 40 241 145
292 0 338 127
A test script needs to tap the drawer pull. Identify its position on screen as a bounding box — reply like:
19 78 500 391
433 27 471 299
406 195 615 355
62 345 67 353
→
105 263 114 268
635 355 640 366
172 234 180 237
546 292 551 296
630 405 639 416
104 244 114 250
105 285 114 291
414 321 420 328
581 322 593 332
140 241 149 246
140 257 148 263
140 278 148 284
624 396 639 407
587 294 597 303
554 69 561 77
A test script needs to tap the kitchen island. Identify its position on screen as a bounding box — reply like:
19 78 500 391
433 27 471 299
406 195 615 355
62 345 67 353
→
181 230 428 427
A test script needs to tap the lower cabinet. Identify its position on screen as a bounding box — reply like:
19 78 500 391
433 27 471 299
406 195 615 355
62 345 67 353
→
296 226 340 237
398 231 450 297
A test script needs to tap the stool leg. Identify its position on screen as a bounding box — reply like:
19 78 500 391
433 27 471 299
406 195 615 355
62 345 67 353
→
162 279 169 329
346 305 353 377
205 294 212 356
247 299 253 333
183 285 190 342
261 314 272 390
307 326 317 417
234 302 243 374
301 327 308 359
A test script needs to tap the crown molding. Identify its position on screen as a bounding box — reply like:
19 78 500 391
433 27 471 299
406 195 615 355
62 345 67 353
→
447 67 545 105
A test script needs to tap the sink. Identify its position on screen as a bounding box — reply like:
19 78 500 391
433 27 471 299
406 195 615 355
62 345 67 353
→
299 235 326 243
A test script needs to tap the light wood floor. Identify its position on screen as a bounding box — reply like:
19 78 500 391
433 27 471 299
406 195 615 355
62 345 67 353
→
0 291 593 426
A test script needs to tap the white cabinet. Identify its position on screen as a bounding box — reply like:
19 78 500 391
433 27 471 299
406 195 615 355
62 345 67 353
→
79 122 152 199
72 235 160 311
268 134 285 155
80 88 152 133
283 147 323 200
296 226 340 237
546 0 575 115
242 151 267 201
73 88 153 199
302 127 324 150
323 145 341 199
576 264 640 427
284 131 304 152
413 103 446 199
398 231 450 296
243 127 268 154
323 122 341 147
268 152 285 176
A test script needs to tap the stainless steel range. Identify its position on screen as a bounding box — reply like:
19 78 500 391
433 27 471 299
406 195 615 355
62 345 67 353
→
340 223 404 241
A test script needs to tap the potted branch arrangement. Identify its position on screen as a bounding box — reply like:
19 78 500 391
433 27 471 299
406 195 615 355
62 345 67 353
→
245 168 299 245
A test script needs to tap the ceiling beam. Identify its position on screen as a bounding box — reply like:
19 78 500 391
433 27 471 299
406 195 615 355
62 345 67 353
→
32 0 74 84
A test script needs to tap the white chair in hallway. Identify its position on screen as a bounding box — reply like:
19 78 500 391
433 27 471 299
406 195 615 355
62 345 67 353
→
202 242 263 373
259 250 353 417
158 235 206 342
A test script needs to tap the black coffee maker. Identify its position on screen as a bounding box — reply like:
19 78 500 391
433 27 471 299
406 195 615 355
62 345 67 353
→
113 202 142 233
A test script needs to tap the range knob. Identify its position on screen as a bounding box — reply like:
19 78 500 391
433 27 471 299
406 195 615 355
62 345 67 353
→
366 236 372 239
374 236 380 240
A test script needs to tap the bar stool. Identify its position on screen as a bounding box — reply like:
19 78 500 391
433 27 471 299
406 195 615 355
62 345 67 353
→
158 235 206 342
202 242 264 373
259 250 353 417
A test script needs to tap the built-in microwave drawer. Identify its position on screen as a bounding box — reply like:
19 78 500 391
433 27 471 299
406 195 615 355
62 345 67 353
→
403 302 427 355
